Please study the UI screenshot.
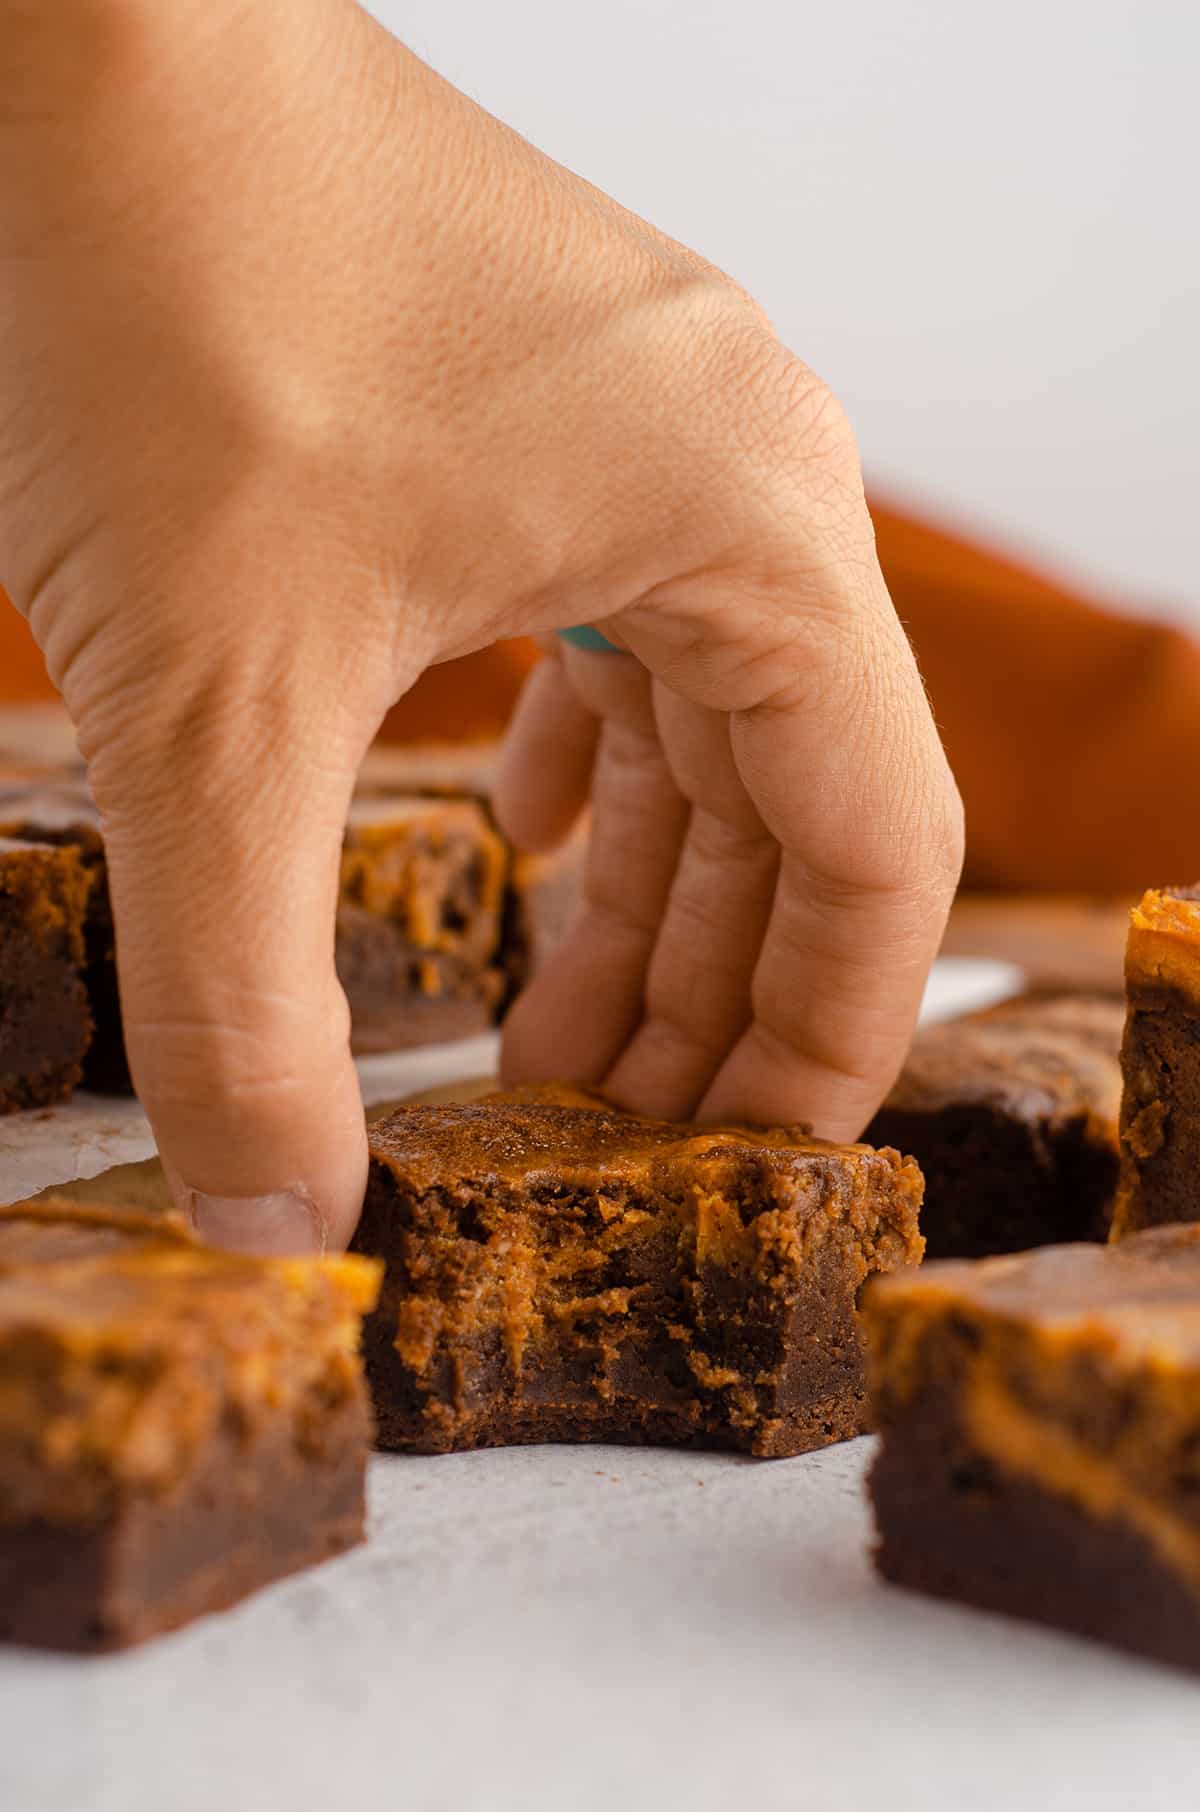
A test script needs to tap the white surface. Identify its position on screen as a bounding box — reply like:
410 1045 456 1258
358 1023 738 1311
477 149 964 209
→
34 957 1200 1812
6 1439 1200 1812
374 0 1199 622
915 955 1022 1026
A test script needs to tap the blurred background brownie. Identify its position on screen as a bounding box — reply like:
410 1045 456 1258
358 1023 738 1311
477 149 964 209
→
0 773 583 1097
865 993 1123 1259
1112 887 1200 1238
349 758 586 1028
0 813 127 1093
355 1084 923 1458
338 796 511 1051
0 837 94 1112
866 1226 1200 1673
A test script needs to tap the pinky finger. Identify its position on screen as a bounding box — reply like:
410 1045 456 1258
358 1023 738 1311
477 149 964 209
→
493 650 600 852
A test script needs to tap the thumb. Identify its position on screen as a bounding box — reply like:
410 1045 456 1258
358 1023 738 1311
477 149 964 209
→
82 663 373 1256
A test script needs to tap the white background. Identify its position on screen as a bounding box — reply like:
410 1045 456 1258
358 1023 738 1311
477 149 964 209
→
374 0 1198 623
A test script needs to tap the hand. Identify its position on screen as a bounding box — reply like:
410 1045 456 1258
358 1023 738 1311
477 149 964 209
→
0 0 962 1251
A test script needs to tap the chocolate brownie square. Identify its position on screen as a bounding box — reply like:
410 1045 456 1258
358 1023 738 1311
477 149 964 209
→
354 1085 923 1457
337 795 510 1051
865 994 1123 1258
0 837 94 1111
2 793 513 1085
1112 886 1200 1237
866 1225 1200 1672
0 1201 381 1652
5 771 584 1078
341 789 584 1049
0 801 128 1092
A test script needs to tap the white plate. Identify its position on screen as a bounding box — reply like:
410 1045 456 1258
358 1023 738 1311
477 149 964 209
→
918 954 1024 1025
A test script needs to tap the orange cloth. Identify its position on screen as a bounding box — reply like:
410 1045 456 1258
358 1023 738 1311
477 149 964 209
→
868 498 1200 893
2 500 1197 893
377 641 541 744
0 605 57 703
0 598 540 743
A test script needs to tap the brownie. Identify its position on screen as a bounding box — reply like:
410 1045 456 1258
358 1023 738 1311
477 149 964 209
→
0 837 94 1112
353 1084 924 1457
865 993 1123 1259
982 989 1126 1051
0 779 580 1087
58 823 125 1092
337 796 510 1051
1 816 128 1092
1112 886 1200 1237
0 1201 381 1653
342 789 585 1042
866 1226 1200 1673
6 798 511 1083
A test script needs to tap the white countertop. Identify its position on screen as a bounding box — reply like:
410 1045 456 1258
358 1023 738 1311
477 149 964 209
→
7 958 1199 1812
7 1437 1200 1812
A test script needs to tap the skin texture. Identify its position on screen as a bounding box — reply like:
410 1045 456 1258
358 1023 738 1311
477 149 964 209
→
0 0 962 1252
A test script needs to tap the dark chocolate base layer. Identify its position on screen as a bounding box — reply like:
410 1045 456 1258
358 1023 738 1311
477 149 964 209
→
867 1103 1116 1258
0 948 92 1113
362 1311 868 1459
0 1399 370 1653
870 1399 1200 1674
1115 980 1200 1235
1 820 129 1096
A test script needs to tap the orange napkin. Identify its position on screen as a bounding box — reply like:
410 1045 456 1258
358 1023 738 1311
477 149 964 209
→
2 498 1196 894
0 606 57 704
868 497 1198 893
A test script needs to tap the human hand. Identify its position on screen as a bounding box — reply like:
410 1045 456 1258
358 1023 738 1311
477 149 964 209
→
0 0 962 1251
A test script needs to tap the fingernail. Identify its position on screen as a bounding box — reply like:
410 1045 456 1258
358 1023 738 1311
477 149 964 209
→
183 1185 327 1256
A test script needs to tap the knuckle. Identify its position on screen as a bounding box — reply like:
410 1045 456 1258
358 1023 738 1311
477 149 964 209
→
129 993 351 1128
768 359 860 477
583 888 661 945
886 744 966 904
631 1011 726 1073
728 601 885 726
671 337 876 615
715 331 864 498
763 1021 878 1094
682 809 772 871
924 762 967 896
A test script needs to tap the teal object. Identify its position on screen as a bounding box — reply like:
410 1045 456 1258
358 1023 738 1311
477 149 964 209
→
558 625 623 653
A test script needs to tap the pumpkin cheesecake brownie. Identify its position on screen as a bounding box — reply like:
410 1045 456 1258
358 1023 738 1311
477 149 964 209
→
1112 887 1200 1236
0 1201 380 1653
866 1226 1200 1672
354 1085 924 1458
337 794 511 1051
0 837 94 1111
1 780 580 1087
866 993 1123 1258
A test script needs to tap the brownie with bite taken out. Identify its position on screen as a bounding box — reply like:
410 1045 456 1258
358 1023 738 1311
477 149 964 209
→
355 1084 924 1458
